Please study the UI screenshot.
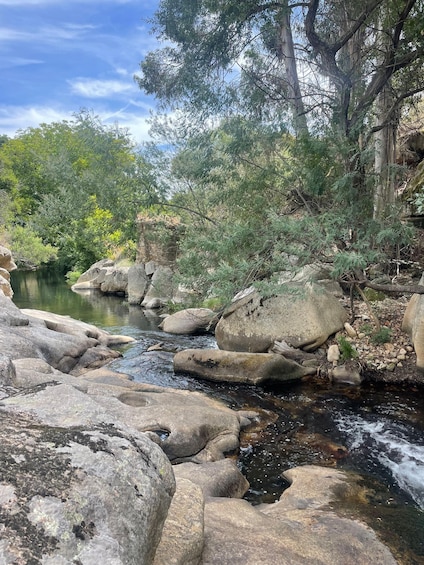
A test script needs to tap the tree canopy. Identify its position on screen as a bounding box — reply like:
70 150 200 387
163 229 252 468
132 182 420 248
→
0 111 159 271
134 0 424 302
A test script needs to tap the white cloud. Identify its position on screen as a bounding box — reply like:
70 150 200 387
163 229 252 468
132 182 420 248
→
0 57 43 69
0 24 94 43
0 104 155 144
69 78 135 98
0 106 72 136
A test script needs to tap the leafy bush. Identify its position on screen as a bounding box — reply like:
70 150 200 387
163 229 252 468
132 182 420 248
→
370 326 392 345
337 335 359 361
10 225 57 269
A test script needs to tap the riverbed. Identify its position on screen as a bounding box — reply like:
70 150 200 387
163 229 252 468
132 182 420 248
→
10 269 424 564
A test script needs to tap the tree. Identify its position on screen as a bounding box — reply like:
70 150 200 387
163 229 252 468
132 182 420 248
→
137 0 424 216
0 111 159 270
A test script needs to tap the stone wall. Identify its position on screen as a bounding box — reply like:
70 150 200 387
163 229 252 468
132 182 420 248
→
136 216 182 267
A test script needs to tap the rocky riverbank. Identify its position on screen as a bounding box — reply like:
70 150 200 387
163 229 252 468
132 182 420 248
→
0 246 418 563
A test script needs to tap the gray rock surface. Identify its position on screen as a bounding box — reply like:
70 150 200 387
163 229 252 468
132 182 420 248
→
215 285 348 352
0 391 175 565
160 308 217 335
201 466 398 565
142 266 175 308
174 349 314 384
128 263 149 304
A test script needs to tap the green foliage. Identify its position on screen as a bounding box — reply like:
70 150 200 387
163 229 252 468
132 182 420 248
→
9 225 57 269
370 326 392 345
337 336 359 361
65 270 83 285
362 288 386 302
0 110 158 271
360 322 392 344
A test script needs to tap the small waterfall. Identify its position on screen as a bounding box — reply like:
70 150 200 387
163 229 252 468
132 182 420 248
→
335 413 424 509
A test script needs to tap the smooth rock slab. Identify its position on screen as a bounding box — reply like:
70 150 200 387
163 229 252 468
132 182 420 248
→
173 349 314 385
202 465 397 565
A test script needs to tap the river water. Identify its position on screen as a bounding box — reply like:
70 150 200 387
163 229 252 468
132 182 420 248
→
10 269 424 564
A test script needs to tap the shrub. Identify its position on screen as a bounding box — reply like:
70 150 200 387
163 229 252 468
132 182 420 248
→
337 335 359 361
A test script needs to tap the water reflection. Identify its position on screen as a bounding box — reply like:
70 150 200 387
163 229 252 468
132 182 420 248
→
11 269 160 333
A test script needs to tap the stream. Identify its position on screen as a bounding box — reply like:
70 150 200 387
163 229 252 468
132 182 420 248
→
10 268 424 564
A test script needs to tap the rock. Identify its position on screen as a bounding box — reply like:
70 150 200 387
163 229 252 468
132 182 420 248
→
215 284 348 353
173 349 314 385
278 261 333 284
160 308 217 335
21 309 135 347
142 266 175 308
173 459 249 498
269 340 318 363
90 385 256 463
0 275 13 298
153 477 204 565
344 321 357 337
0 267 10 281
327 344 340 364
0 302 133 375
402 273 424 370
71 259 114 289
0 247 15 298
145 260 157 276
0 402 175 564
0 246 17 272
100 266 129 294
0 354 16 386
331 362 363 385
201 466 398 565
127 263 149 304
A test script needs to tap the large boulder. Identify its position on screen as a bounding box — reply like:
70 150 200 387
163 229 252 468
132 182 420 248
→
215 285 348 352
160 308 217 335
0 386 175 564
127 263 149 304
142 266 175 309
173 349 314 385
402 273 424 370
100 266 129 295
71 258 114 290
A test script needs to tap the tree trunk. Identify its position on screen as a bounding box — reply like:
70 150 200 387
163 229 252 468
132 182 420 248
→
373 84 397 219
277 6 309 136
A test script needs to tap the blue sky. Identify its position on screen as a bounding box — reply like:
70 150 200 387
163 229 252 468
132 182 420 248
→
0 0 161 144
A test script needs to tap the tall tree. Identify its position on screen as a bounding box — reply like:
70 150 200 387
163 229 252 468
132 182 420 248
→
138 0 424 214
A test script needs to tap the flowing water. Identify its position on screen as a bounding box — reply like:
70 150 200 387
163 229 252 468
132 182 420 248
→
10 268 424 564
